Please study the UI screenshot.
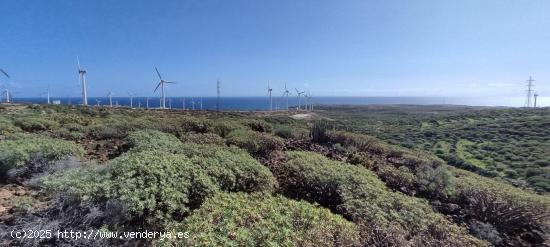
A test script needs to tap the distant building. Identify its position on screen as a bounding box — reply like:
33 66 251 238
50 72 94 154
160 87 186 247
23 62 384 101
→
52 100 61 105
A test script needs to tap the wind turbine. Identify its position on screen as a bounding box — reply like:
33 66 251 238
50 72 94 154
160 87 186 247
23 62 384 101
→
182 98 186 110
534 92 539 108
282 83 291 111
39 86 51 104
267 82 273 111
295 88 305 111
0 68 10 79
146 96 149 109
2 89 10 103
107 91 113 107
77 57 88 106
153 67 175 109
128 92 136 108
95 99 101 106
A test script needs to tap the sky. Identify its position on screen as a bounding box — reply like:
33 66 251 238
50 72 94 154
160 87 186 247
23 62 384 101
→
0 0 549 100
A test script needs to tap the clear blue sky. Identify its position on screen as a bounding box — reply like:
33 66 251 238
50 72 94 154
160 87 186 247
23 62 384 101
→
1 0 549 98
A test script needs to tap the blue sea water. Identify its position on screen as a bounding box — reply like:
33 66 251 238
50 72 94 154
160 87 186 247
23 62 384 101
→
8 96 548 110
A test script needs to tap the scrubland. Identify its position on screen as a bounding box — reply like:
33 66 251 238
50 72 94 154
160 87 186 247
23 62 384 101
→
0 104 548 246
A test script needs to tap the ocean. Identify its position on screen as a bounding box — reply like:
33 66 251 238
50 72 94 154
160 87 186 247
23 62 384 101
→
7 96 549 110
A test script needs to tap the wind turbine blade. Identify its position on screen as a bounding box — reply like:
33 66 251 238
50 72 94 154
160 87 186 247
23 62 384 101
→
155 67 162 80
0 69 9 78
77 57 81 70
164 81 176 84
154 82 162 93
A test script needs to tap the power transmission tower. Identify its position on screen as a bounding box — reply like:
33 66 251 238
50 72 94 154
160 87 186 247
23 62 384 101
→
525 76 535 107
216 80 220 111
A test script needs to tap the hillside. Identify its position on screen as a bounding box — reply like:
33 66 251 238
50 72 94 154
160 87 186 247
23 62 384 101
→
0 104 548 246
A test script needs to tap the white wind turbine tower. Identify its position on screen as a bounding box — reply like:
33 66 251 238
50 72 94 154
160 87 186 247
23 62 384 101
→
77 57 88 106
153 67 176 109
295 88 305 111
267 82 273 111
146 96 149 109
46 86 50 104
128 92 136 108
107 91 113 107
2 89 10 103
282 83 291 111
39 86 51 104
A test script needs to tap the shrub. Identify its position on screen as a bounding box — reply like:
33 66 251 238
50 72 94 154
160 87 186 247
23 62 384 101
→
181 117 214 133
279 151 485 246
161 193 361 247
415 164 455 198
327 131 389 155
210 121 244 138
0 117 21 136
13 116 59 132
125 130 184 153
226 129 284 155
243 119 273 133
0 134 85 177
178 144 276 192
43 150 219 228
452 168 550 245
273 125 296 139
88 125 125 139
180 133 225 145
310 120 331 143
53 127 87 140
44 147 276 229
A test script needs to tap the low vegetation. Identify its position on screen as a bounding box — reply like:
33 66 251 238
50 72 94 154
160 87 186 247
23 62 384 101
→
279 151 485 246
1 104 547 246
0 133 84 178
162 192 361 246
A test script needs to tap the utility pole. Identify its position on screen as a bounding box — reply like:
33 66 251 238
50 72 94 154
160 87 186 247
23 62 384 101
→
216 80 221 111
526 76 535 107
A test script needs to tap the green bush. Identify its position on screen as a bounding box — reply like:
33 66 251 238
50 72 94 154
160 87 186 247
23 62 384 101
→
310 120 332 143
243 119 273 133
0 117 21 136
161 193 360 247
327 131 390 155
0 134 85 176
452 168 550 244
416 164 455 198
13 116 59 132
226 129 284 155
180 133 225 145
44 146 276 229
210 121 244 138
181 117 214 133
43 150 219 228
273 125 296 139
279 151 485 246
178 144 276 192
125 130 184 153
